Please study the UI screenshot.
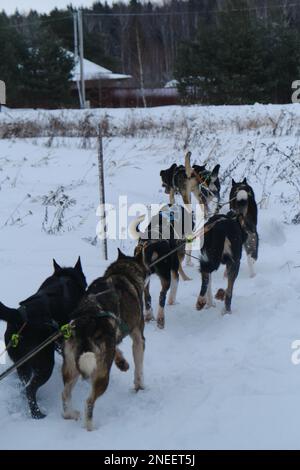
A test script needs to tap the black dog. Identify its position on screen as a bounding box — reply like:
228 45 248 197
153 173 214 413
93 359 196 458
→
230 178 259 277
196 212 246 314
0 257 87 419
130 204 193 329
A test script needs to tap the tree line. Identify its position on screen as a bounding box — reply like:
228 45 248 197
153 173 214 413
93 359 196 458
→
1 0 300 107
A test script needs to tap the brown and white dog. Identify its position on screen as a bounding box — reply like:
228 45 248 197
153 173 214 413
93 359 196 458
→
160 152 221 218
61 250 148 431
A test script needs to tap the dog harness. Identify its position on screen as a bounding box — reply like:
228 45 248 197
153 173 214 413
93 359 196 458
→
95 310 130 336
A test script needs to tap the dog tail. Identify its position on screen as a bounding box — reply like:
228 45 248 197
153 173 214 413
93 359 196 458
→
184 151 193 178
0 302 21 325
78 352 97 379
129 215 146 240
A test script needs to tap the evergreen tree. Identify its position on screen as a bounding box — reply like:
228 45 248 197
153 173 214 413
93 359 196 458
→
0 13 26 106
19 26 74 108
174 0 300 104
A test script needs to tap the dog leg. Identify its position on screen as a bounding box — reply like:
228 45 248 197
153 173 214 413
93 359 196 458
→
169 188 175 205
178 251 192 280
244 231 258 278
168 270 179 305
62 342 80 421
144 281 154 322
196 271 210 310
157 277 170 329
185 247 194 267
85 374 109 431
223 262 240 314
246 254 256 278
206 274 215 308
193 188 208 220
24 350 54 419
114 348 129 372
130 327 145 391
25 367 53 419
17 364 32 385
179 262 192 281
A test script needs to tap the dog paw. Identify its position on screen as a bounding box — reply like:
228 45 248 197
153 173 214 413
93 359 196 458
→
31 410 47 420
134 383 145 392
206 301 216 309
157 317 165 329
85 420 94 432
215 288 226 301
196 297 206 310
222 308 232 316
144 309 155 322
63 410 80 421
115 358 130 372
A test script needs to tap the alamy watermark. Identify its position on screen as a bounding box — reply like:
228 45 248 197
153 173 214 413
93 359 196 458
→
291 340 300 365
0 340 7 365
0 80 6 105
291 80 300 103
96 197 205 251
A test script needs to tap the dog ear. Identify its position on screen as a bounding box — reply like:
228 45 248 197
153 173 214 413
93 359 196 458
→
210 164 220 182
243 177 247 184
117 248 127 260
74 256 83 272
135 249 144 265
53 259 61 273
232 178 236 186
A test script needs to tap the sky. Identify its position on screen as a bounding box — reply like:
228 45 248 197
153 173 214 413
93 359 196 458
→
0 1 99 14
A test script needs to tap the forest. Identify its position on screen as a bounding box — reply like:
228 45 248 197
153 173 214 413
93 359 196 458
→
1 0 300 107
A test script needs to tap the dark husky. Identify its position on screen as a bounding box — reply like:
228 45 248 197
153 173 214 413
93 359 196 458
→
160 152 220 217
196 212 246 314
130 204 194 329
61 250 148 431
0 258 87 419
230 178 259 277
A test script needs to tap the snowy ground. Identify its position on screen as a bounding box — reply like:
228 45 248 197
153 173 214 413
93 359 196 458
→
0 104 300 449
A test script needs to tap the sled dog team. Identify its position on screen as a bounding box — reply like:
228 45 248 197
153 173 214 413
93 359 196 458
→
0 151 259 431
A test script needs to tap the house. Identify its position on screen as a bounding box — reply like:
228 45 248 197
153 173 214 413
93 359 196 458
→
70 56 180 108
70 54 132 107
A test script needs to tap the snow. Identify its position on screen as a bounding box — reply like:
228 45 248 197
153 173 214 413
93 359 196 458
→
0 104 300 449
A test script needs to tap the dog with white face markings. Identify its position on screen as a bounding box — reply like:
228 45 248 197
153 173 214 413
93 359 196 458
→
229 178 259 278
130 204 194 329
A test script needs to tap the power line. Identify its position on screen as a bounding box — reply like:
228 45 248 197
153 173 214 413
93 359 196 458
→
84 2 300 17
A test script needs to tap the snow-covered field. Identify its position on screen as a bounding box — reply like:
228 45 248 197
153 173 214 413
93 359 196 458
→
0 104 300 449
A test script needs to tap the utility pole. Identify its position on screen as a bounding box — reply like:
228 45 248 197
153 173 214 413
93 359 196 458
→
78 9 86 109
97 123 108 260
73 11 83 108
